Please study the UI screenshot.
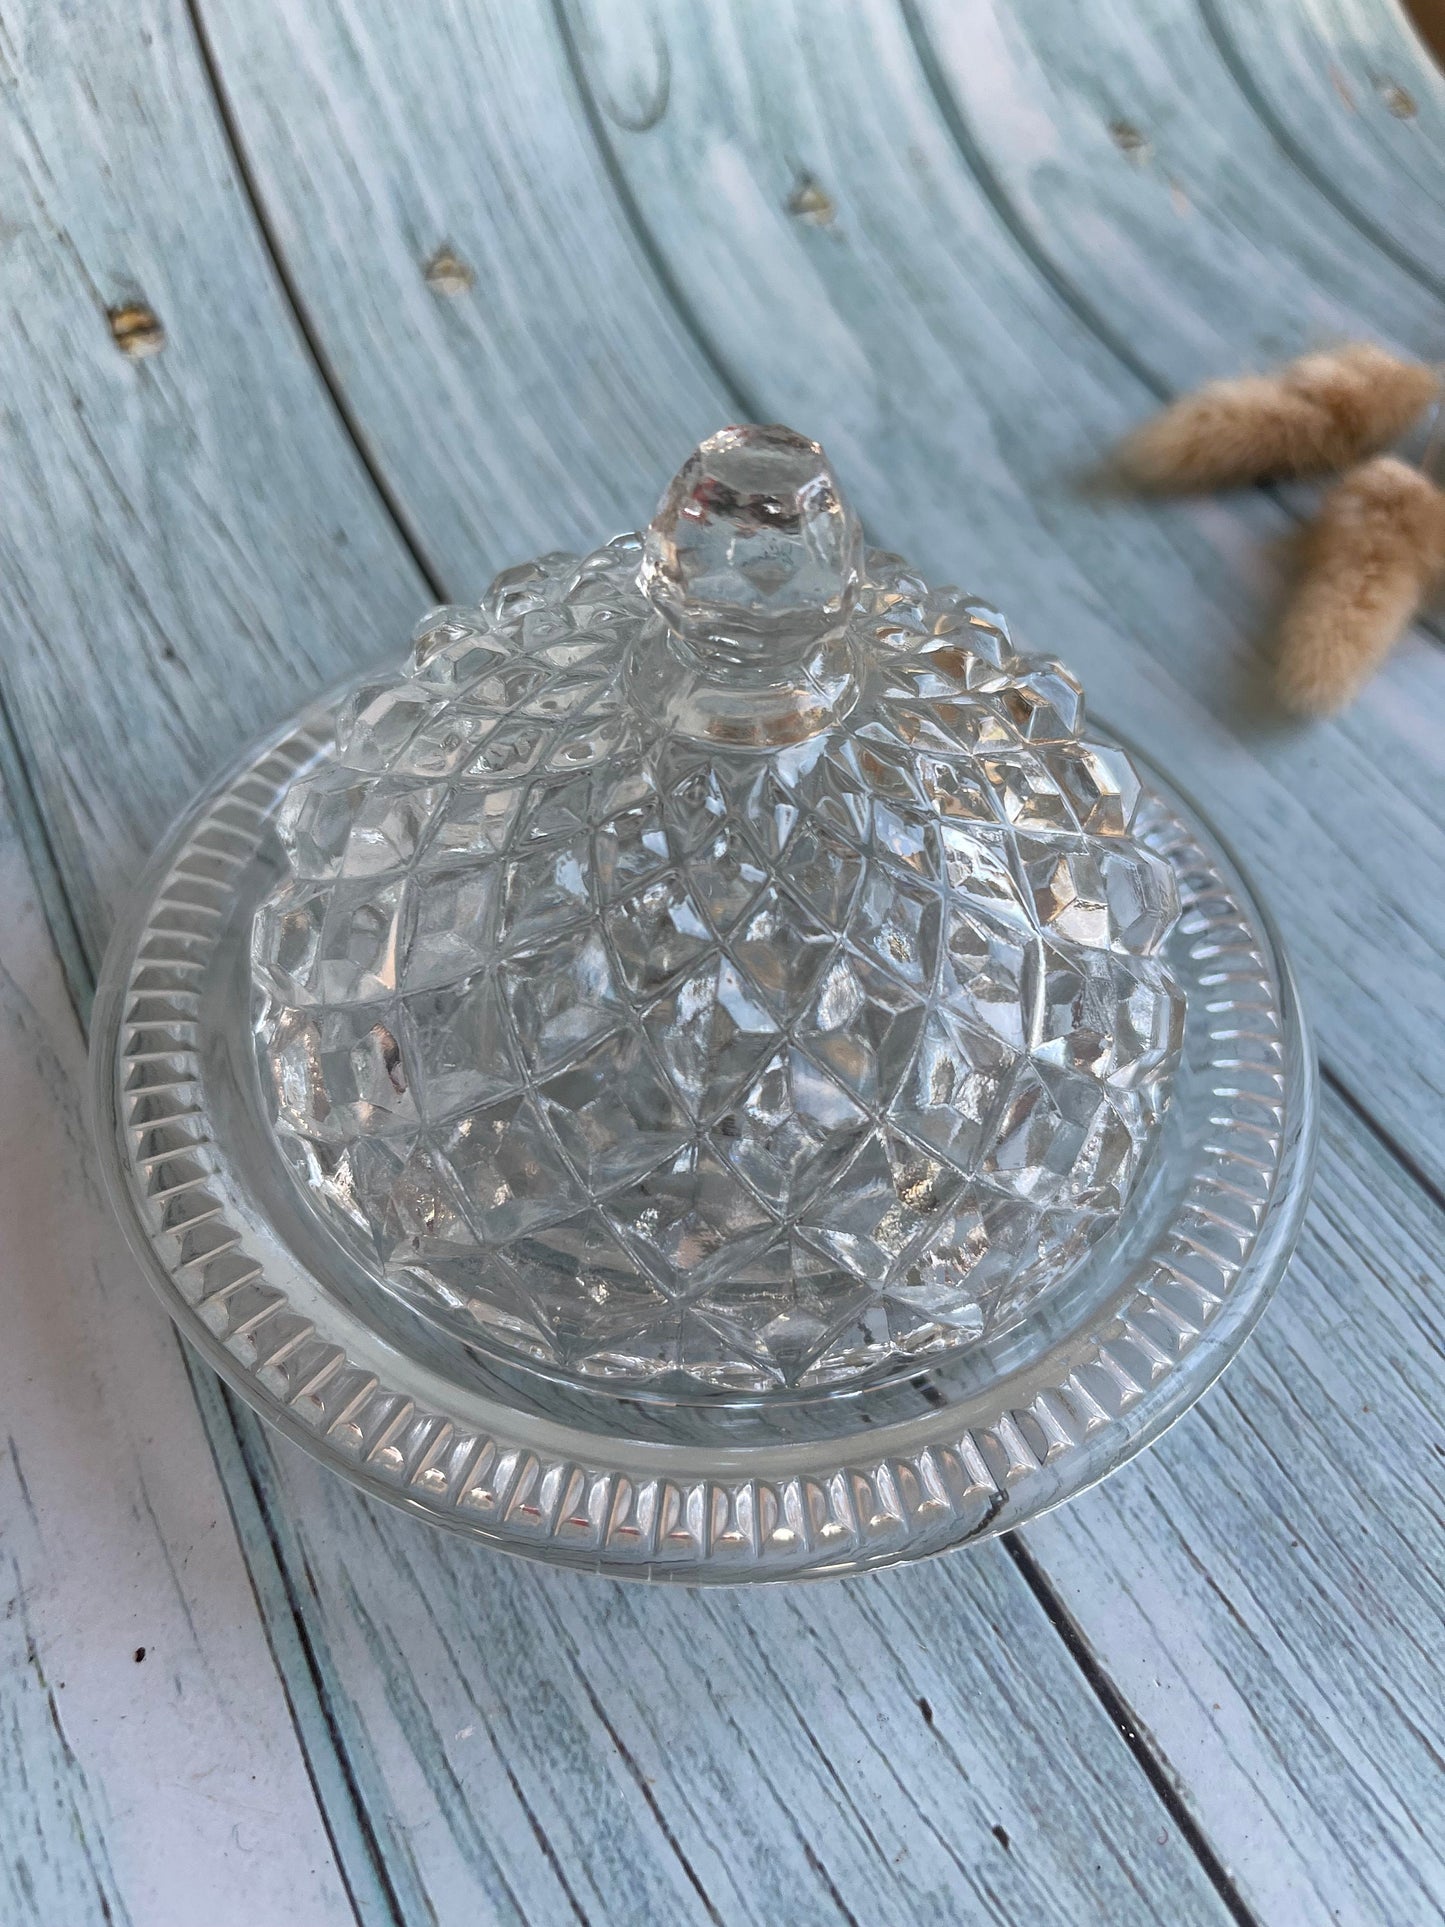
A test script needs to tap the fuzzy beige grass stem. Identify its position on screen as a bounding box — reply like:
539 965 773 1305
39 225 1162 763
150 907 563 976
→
1277 457 1445 714
1119 344 1440 491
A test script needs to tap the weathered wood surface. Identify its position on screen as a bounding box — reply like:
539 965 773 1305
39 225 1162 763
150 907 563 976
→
1208 0 1445 284
907 0 1445 374
4 0 1445 1920
250 1441 1237 1927
0 0 427 981
0 1 1253 1921
0 772 359 1927
189 0 729 592
244 1075 1445 1927
200 0 1445 1194
1032 1085 1445 1927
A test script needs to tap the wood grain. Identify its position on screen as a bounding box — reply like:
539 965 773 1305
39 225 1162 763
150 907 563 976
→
1207 0 1445 292
0 2 1250 1922
242 1081 1445 1927
0 0 428 1912
905 0 1445 379
0 773 357 1927
562 0 1445 1172
198 0 1445 1194
168 1 1445 1917
189 0 732 592
1029 1085 1445 1925
6 0 1445 1919
0 0 429 974
249 1439 1236 1927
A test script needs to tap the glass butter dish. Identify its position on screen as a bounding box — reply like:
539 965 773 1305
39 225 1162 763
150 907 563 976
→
92 427 1316 1581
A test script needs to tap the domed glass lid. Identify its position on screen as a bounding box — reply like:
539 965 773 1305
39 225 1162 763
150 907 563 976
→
250 427 1183 1394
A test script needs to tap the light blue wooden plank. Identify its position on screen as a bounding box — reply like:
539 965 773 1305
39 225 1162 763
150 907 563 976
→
231 1079 1445 1926
1 2 1243 1922
1206 0 1445 294
899 0 1445 700
192 0 1445 1191
0 0 431 965
0 768 359 1926
190 0 732 592
904 0 1445 381
249 1439 1237 1927
554 0 1445 1187
2 1587 128 1927
183 3 1445 1911
0 1 425 1918
1028 1085 1445 1924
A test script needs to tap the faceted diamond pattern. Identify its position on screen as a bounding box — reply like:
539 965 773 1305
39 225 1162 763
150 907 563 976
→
254 537 1182 1389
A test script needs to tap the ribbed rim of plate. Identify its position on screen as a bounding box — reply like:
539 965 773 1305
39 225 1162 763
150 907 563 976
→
91 698 1317 1583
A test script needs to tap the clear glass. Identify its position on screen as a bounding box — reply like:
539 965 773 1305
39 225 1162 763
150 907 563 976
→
90 422 1315 1576
249 428 1184 1394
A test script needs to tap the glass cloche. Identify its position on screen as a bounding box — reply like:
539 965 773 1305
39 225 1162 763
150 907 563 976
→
93 427 1315 1579
252 427 1182 1391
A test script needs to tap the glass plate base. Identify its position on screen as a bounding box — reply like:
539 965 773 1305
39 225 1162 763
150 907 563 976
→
91 696 1316 1582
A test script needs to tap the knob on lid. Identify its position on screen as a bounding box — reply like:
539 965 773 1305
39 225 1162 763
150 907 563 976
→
641 424 864 672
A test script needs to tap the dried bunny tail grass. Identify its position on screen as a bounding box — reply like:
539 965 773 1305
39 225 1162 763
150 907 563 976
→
1282 342 1441 450
1118 373 1323 491
1277 456 1445 715
1118 343 1440 491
